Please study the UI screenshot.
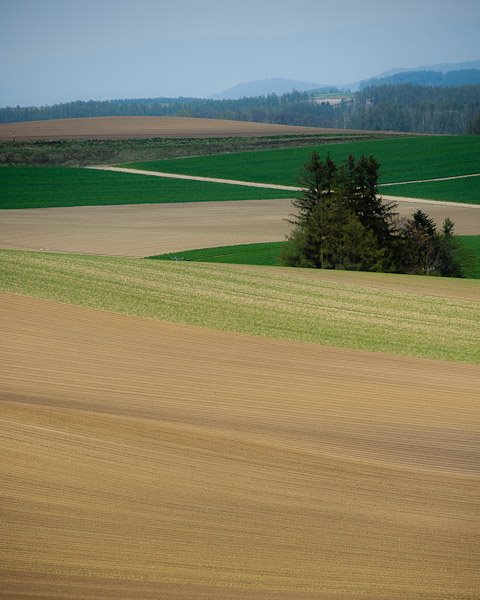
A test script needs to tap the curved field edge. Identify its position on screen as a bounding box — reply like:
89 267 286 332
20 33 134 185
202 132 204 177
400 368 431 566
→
148 237 480 278
1 249 479 364
148 242 285 266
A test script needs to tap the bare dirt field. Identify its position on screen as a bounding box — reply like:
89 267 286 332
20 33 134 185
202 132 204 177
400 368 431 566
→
1 198 479 257
1 292 479 599
0 116 348 141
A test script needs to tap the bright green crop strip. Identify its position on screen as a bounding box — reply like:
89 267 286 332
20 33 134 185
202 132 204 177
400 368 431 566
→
148 242 284 266
0 166 293 209
148 237 480 278
380 176 480 204
1 249 479 364
121 136 480 188
455 236 480 279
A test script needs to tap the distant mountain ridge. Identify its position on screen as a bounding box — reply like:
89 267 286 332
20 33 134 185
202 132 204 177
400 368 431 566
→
359 68 480 90
209 78 334 100
210 62 480 98
374 60 480 79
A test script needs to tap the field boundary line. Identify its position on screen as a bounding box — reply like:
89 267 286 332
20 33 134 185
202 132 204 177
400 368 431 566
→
379 173 480 186
86 166 301 191
87 166 480 208
379 195 480 208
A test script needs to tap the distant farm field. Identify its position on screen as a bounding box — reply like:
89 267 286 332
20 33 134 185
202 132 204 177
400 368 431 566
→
122 136 480 189
0 166 292 209
0 116 359 141
1 249 478 363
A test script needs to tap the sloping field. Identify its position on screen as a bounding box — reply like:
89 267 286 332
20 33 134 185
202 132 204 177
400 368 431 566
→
1 198 479 257
0 116 349 141
1 292 479 599
121 136 480 189
0 200 292 256
1 250 479 363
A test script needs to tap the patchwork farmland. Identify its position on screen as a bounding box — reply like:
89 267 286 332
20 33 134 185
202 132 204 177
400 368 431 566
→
1 116 479 599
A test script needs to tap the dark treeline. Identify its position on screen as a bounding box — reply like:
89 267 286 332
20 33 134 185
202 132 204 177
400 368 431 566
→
360 69 480 90
2 85 480 134
0 91 339 128
348 84 480 133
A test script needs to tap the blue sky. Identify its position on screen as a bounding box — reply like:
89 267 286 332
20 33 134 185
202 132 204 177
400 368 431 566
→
1 0 479 106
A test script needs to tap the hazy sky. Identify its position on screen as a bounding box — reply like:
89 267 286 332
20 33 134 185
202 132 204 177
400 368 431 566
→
1 0 480 106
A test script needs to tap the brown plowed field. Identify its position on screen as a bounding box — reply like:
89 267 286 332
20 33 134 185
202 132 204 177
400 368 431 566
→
1 292 479 599
0 116 349 141
1 198 479 257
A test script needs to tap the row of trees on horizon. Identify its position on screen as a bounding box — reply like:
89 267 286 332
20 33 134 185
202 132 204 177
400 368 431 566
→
1 84 480 135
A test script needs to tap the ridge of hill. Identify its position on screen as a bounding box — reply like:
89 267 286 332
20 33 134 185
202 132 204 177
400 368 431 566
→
209 77 334 99
360 68 480 90
374 59 480 79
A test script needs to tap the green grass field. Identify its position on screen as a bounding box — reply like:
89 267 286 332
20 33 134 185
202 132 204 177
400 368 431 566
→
149 237 480 278
149 242 284 266
121 136 480 189
455 236 480 279
380 176 480 204
0 166 293 209
1 249 478 363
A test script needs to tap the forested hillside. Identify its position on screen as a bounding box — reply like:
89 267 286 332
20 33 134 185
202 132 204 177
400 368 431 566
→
360 69 480 89
2 85 480 134
348 84 480 133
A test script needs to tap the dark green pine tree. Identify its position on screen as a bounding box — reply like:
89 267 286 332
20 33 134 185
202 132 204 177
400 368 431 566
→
290 152 336 226
283 153 462 277
284 152 387 271
337 154 397 245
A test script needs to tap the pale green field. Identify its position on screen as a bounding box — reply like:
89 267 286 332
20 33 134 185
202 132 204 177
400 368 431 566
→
1 249 478 364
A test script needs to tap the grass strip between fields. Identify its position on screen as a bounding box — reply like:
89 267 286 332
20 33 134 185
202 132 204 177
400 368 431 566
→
0 166 293 209
1 249 478 364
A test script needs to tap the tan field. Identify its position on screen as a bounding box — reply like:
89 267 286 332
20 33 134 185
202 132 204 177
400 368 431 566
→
0 116 350 141
1 198 479 257
1 292 479 599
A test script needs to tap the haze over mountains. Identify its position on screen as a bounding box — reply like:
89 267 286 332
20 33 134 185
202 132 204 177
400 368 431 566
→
209 78 330 100
210 61 480 100
2 1 479 107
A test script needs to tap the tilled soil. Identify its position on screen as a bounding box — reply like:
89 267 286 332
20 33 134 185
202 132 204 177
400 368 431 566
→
1 198 479 257
1 293 479 599
0 116 353 140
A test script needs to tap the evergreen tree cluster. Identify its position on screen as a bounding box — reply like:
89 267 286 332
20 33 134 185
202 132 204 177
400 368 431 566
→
282 153 462 277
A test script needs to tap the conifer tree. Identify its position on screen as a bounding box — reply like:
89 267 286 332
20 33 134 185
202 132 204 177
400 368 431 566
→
283 153 462 277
